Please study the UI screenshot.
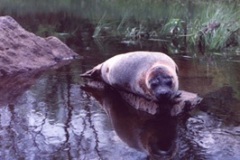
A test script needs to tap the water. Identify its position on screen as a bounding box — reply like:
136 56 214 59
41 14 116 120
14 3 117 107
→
0 49 239 160
0 1 240 159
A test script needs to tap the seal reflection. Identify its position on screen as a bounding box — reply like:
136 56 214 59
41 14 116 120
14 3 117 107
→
82 82 178 160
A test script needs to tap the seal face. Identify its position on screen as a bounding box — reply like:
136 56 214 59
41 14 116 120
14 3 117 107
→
146 66 178 102
81 51 179 102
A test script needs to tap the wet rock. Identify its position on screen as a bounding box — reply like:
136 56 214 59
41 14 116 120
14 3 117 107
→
81 80 202 116
120 89 202 116
0 16 77 76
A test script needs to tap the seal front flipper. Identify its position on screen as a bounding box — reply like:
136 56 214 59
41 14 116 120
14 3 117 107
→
80 64 102 79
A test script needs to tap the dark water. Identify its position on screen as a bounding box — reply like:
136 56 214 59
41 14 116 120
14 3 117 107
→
0 48 240 160
0 1 240 159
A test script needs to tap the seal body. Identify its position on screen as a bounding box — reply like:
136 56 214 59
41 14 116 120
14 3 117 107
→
81 51 179 102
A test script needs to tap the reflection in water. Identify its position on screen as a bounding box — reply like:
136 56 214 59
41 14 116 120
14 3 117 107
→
82 83 178 160
0 64 146 160
0 71 43 105
0 58 240 160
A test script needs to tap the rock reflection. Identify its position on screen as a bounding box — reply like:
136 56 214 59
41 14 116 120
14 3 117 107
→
0 71 43 105
82 82 179 160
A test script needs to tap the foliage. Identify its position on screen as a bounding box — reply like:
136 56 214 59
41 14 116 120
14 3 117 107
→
0 0 239 54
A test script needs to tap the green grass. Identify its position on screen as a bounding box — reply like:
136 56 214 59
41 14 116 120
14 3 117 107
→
0 0 239 54
186 2 240 51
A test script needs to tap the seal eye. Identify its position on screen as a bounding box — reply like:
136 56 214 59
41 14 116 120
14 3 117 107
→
165 79 172 87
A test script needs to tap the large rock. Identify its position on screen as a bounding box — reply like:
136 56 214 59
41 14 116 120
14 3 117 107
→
0 16 78 76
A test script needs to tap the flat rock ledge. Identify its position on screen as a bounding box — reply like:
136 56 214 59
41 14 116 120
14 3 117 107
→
0 16 78 76
82 80 202 116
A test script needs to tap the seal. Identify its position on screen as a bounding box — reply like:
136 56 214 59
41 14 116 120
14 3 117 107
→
81 51 179 102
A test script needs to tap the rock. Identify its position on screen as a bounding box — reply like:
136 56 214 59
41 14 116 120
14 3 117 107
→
119 89 202 116
81 80 202 116
0 16 78 76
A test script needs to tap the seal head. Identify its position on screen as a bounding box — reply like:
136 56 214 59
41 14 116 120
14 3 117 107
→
146 65 179 102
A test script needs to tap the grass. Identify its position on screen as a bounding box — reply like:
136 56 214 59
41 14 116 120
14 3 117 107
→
0 0 239 54
85 0 240 53
186 2 240 51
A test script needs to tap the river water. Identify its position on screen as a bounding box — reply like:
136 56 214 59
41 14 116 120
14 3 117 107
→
0 1 240 159
0 44 239 160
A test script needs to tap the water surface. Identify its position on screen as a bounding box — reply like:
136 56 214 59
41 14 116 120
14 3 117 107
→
0 48 240 160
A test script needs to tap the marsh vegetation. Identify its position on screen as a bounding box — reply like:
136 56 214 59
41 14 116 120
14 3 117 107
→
0 0 239 54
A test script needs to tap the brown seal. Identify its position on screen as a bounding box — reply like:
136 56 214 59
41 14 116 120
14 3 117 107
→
81 51 179 102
